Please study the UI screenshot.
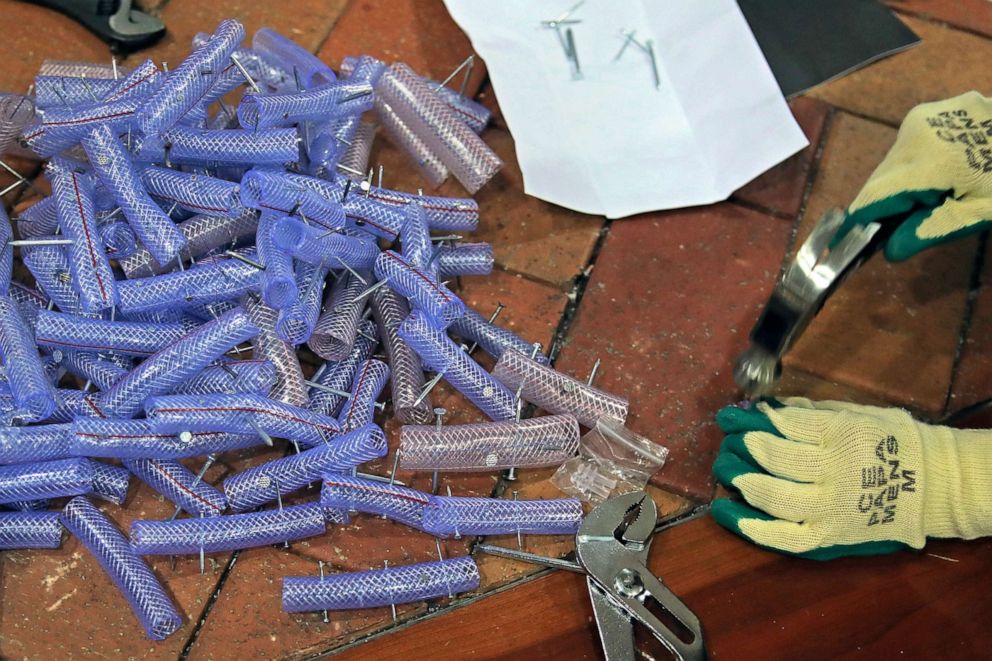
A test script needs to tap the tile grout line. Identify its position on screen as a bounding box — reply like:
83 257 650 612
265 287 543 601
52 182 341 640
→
177 550 242 661
889 7 992 42
941 232 988 419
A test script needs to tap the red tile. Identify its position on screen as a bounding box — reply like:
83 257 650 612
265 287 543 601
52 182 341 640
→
133 0 350 70
885 0 992 39
553 203 793 501
317 0 486 96
782 112 976 415
947 256 992 416
0 447 280 657
732 97 831 218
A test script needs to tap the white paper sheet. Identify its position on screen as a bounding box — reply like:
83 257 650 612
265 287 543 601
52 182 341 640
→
442 0 809 218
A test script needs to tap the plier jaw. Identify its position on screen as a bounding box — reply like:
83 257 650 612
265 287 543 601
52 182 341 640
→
576 492 706 661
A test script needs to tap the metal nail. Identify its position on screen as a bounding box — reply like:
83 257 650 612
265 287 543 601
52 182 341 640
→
434 55 475 92
334 256 368 286
431 408 446 495
169 455 216 522
388 447 401 486
223 250 265 270
513 490 523 551
230 53 261 93
304 379 352 399
414 372 444 407
249 419 274 447
9 239 73 247
587 358 601 386
318 560 329 623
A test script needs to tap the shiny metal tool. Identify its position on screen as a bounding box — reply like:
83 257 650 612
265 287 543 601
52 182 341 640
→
734 208 888 398
479 491 705 660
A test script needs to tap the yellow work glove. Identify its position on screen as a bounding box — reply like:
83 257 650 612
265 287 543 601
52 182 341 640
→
838 91 992 261
711 398 992 560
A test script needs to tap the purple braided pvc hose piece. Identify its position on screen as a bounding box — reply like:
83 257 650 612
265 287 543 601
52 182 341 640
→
325 173 480 233
122 458 226 516
34 77 117 108
140 166 244 218
0 206 11 295
0 423 75 464
435 243 493 278
34 310 189 357
282 556 479 612
82 125 187 265
0 295 57 421
62 351 129 390
281 173 404 241
374 63 501 193
492 349 630 428
10 282 49 312
237 80 373 129
244 295 307 407
271 215 378 271
85 306 260 418
172 359 276 397
0 511 63 549
450 307 550 365
375 96 449 188
307 319 377 417
251 28 336 89
320 474 429 530
91 462 131 505
146 393 341 448
137 19 245 136
335 119 375 177
45 389 91 422
116 253 262 314
400 203 433 271
120 209 258 278
308 271 367 360
73 417 260 459
130 502 325 555
337 359 389 432
161 127 300 166
221 423 387 512
16 196 58 237
37 60 120 78
0 94 34 157
399 309 515 422
275 260 328 344
100 220 139 258
0 458 94 503
422 496 583 537
371 286 432 424
21 244 85 314
102 59 162 103
256 212 297 309
375 250 465 328
24 96 142 157
239 169 346 231
399 414 580 471
60 496 183 640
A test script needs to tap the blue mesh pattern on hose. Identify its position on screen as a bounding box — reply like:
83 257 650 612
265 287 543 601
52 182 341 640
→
21 244 85 314
449 307 550 365
421 496 583 537
91 462 131 505
0 511 63 549
399 203 433 272
256 212 297 310
375 250 464 329
237 79 373 129
270 215 377 271
117 253 262 315
435 243 493 278
140 166 244 218
320 474 428 530
173 359 276 397
145 393 341 448
221 423 387 512
0 457 94 504
60 496 182 640
337 359 389 432
282 556 479 612
0 295 57 421
73 417 261 459
130 502 325 554
82 125 187 266
244 295 307 407
307 271 367 361
275 260 328 345
251 28 335 89
62 351 130 391
137 19 245 136
0 206 11 296
86 306 259 418
0 423 75 464
34 310 188 357
371 286 432 424
162 127 299 166
307 319 377 417
239 169 345 232
100 220 138 258
399 310 515 421
399 414 580 472
122 458 226 516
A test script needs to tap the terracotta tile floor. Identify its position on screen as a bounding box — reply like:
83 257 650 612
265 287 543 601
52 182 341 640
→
3 2 992 658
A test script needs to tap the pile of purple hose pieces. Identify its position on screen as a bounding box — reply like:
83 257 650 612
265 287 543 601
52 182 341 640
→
0 20 634 640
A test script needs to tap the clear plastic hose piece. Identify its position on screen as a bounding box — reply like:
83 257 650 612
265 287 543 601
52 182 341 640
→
0 457 95 503
282 556 479 612
123 458 226 516
320 475 429 530
371 287 432 424
399 414 580 471
374 250 464 328
0 511 63 549
0 295 57 421
450 307 550 365
308 271 367 361
130 502 325 555
421 496 583 537
60 497 183 640
492 349 629 428
336 359 389 432
308 319 377 418
73 417 261 459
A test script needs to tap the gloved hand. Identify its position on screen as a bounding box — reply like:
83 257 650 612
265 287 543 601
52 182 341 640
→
838 91 992 261
711 398 992 560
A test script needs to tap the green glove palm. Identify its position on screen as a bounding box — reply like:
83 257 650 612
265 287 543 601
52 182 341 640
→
839 91 992 261
711 398 992 560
